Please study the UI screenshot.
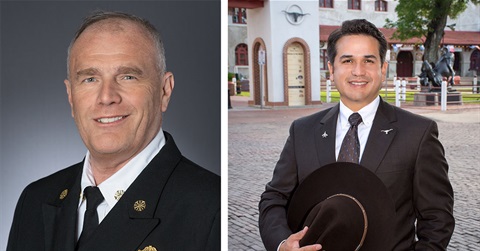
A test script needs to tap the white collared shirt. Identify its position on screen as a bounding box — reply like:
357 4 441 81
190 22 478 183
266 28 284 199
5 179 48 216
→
76 129 166 240
277 97 381 250
335 96 380 162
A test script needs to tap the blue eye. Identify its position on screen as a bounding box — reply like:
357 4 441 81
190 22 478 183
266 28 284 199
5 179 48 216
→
123 75 136 80
83 77 96 83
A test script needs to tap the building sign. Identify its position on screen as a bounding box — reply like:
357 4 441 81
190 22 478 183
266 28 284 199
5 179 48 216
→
258 49 265 65
287 43 305 106
283 4 309 25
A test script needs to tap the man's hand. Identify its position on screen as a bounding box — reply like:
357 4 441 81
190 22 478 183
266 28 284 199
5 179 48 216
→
279 227 322 251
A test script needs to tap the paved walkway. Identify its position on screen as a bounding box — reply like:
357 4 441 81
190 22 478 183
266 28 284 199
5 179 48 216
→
228 95 480 250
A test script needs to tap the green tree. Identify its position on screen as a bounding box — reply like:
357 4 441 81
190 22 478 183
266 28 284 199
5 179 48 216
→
385 0 479 64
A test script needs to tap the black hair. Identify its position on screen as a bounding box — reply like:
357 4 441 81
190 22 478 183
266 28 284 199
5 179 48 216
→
327 19 387 66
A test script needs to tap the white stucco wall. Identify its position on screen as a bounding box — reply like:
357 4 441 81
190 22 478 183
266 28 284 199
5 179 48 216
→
318 0 399 27
448 2 480 31
228 24 248 73
248 0 320 104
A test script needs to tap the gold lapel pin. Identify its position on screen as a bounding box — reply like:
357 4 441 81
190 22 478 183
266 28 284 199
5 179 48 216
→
138 245 157 251
133 200 146 212
114 190 125 201
59 189 68 200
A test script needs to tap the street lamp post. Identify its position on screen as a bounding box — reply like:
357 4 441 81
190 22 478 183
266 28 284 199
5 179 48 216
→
258 49 266 109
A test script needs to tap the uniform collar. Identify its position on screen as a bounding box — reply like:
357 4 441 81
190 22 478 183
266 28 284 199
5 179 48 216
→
79 129 166 208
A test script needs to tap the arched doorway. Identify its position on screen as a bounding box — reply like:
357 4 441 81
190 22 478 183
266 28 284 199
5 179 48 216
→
252 38 267 106
470 49 480 72
283 38 311 106
397 51 413 77
453 52 461 74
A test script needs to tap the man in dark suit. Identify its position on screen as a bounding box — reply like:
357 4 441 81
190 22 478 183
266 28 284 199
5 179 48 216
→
259 19 454 251
7 11 219 251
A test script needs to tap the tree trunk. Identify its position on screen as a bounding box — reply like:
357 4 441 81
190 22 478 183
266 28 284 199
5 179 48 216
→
423 0 452 64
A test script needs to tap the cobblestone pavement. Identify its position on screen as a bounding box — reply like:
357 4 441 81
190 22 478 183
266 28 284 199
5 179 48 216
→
228 96 480 250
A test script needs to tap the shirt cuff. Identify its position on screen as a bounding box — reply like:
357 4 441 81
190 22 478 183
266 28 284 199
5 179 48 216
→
277 239 287 251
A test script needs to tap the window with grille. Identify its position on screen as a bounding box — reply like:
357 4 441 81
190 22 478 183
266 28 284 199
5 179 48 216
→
235 44 248 65
375 0 387 11
348 0 361 10
320 49 328 70
319 0 334 8
232 8 247 24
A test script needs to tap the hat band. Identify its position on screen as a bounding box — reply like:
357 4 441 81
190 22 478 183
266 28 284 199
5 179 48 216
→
327 194 368 251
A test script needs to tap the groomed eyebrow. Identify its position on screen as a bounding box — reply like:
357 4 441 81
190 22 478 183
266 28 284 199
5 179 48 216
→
339 55 353 60
74 66 144 81
339 54 378 60
116 66 144 76
75 68 100 80
364 55 378 60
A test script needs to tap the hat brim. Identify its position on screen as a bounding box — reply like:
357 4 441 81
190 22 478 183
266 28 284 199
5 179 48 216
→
287 162 396 250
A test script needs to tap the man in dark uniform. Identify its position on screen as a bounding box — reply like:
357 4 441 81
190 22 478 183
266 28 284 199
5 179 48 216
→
8 11 219 251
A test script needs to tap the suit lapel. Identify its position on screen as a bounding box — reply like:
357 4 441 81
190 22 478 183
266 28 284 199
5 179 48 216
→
77 132 182 251
361 100 398 173
42 163 83 251
315 104 339 167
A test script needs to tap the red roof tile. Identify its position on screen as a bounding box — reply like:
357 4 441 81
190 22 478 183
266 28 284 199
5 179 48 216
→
320 25 480 46
228 0 264 9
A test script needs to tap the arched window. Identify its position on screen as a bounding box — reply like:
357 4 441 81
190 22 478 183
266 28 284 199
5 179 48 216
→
470 49 480 71
235 44 248 66
375 0 387 11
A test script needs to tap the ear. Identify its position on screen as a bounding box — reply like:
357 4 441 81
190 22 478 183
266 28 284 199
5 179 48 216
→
64 79 74 118
327 61 335 83
327 61 334 78
381 61 388 81
161 72 175 113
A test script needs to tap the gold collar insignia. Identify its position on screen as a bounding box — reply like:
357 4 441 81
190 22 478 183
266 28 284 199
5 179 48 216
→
138 245 157 251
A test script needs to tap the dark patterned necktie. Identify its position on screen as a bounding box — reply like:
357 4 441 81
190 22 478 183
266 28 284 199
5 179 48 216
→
77 186 104 246
338 113 363 163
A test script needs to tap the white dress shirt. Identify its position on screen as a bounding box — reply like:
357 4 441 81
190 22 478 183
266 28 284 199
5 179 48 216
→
335 96 380 162
277 97 381 250
76 128 166 240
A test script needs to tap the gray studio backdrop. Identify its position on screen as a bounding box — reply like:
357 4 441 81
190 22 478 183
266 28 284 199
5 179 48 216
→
0 1 221 249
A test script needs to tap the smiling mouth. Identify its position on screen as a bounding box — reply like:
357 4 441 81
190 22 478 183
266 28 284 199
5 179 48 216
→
350 81 368 86
96 116 127 124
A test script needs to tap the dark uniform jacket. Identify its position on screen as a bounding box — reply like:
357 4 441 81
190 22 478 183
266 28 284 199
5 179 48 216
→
8 132 220 251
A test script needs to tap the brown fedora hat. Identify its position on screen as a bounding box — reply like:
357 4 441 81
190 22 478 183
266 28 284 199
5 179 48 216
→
287 162 396 250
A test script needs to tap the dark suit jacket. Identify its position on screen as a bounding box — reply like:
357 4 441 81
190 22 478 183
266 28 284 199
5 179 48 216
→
259 99 454 251
7 131 220 251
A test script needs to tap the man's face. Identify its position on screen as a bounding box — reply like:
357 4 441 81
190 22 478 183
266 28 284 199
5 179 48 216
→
65 21 173 164
328 35 387 111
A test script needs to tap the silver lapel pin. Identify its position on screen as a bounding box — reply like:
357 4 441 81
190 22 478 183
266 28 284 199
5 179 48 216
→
381 129 393 135
322 131 328 138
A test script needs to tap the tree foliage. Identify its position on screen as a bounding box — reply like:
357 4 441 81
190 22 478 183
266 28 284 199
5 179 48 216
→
385 0 479 63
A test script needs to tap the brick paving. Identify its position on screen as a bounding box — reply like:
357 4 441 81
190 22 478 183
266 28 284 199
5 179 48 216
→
228 96 480 250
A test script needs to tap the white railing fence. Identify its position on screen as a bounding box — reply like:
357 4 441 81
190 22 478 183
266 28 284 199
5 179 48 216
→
322 75 478 112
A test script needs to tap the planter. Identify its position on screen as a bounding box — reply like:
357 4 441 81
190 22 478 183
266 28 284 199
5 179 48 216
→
228 82 235 96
